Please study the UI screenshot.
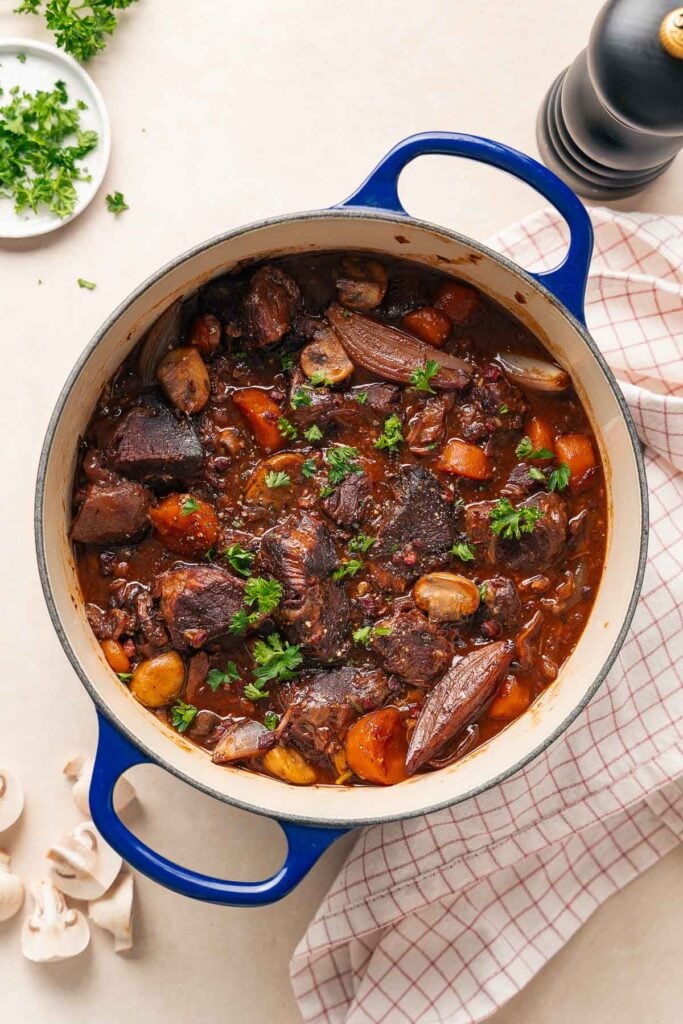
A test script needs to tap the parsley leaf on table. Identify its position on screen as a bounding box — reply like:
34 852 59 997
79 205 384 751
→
77 278 96 290
105 190 128 215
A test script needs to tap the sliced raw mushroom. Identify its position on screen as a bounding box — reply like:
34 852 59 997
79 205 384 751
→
244 452 307 508
138 298 183 384
88 871 134 953
497 352 570 394
21 881 90 963
0 851 24 922
300 325 355 384
47 821 122 901
212 720 276 765
63 756 136 818
413 572 481 622
335 256 388 311
156 347 211 415
0 768 24 833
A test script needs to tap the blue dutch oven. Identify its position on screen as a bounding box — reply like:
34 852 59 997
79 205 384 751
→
35 133 647 906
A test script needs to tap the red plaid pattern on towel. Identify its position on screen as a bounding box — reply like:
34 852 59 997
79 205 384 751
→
291 209 683 1024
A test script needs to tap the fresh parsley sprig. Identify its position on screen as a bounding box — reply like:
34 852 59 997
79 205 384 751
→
170 700 198 733
206 664 240 692
16 1 139 64
224 543 254 577
516 436 554 461
410 359 440 394
489 498 544 540
374 414 403 453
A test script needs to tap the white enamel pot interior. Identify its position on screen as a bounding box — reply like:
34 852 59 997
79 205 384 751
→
35 210 647 827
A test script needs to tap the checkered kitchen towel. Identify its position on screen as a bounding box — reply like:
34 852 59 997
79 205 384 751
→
291 209 683 1024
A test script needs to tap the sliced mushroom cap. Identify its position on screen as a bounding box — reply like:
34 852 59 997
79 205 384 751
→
300 325 355 384
498 352 570 394
47 821 123 901
0 850 24 922
63 756 136 818
212 720 276 765
21 881 90 963
0 768 24 833
244 452 308 508
335 257 388 311
138 298 183 384
413 572 481 622
156 347 211 415
88 871 134 953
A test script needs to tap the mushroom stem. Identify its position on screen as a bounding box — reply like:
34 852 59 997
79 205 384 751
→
88 872 134 953
47 821 123 901
0 850 24 922
21 881 90 963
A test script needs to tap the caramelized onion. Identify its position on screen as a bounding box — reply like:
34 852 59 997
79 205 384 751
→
211 720 275 765
138 299 183 384
497 352 570 394
327 303 471 390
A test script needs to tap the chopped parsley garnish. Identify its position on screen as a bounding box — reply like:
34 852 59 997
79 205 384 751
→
243 681 269 702
374 413 404 452
451 541 475 562
244 577 284 618
499 404 509 414
355 390 368 404
170 700 198 733
489 498 544 540
277 417 298 440
78 278 96 290
478 582 489 602
264 710 280 730
279 352 294 371
319 484 335 498
206 664 240 692
332 559 363 581
348 533 376 554
228 609 250 635
16 0 139 64
309 370 333 387
549 463 571 492
291 387 312 409
17 52 27 63
352 624 392 647
180 496 200 516
252 632 303 684
528 467 546 482
105 190 128 215
304 424 323 442
116 672 132 682
515 436 553 461
0 79 99 219
301 458 317 479
224 543 254 577
264 470 290 489
325 445 362 486
410 358 440 394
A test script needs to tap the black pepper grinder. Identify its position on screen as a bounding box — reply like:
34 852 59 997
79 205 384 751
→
536 1 683 199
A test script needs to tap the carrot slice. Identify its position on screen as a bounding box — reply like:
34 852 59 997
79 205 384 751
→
555 433 596 490
101 639 131 675
401 306 452 348
433 281 481 324
488 677 530 720
435 438 492 480
232 388 285 454
345 708 408 785
527 416 555 461
150 493 219 557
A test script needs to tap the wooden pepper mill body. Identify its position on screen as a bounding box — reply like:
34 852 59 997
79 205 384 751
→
537 0 683 198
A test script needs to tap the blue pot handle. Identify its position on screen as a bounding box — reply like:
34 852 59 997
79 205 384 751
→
337 132 593 324
89 713 347 906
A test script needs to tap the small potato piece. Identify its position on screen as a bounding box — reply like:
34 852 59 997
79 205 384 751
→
232 388 285 454
150 493 219 557
413 572 480 622
101 639 131 674
189 313 221 356
336 257 388 311
488 677 530 720
527 416 555 461
301 326 355 384
345 708 408 786
263 746 317 785
555 433 597 490
130 651 185 709
434 281 481 324
157 347 210 415
245 452 306 507
435 438 492 480
401 307 451 348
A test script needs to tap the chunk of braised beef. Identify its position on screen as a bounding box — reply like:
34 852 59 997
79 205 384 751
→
133 590 170 653
373 466 456 569
184 652 210 705
361 382 401 413
501 462 543 498
107 397 203 487
322 473 371 529
406 395 454 455
465 492 567 571
243 266 301 346
256 510 350 661
279 666 395 758
479 577 522 637
157 564 246 650
371 607 453 685
85 603 134 641
72 477 152 545
287 367 348 427
383 266 430 320
199 274 245 329
454 368 527 441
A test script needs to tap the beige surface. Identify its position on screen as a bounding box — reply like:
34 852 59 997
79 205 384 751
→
0 1 680 1022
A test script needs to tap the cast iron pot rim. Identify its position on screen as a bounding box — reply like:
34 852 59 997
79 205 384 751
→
34 207 649 829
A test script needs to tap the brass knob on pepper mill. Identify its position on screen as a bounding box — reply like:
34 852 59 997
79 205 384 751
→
537 0 683 199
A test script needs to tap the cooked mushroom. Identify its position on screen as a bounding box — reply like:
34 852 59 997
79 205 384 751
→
244 452 307 508
327 304 471 390
413 572 480 622
300 325 355 384
0 768 24 833
0 851 24 922
138 298 183 384
21 881 90 963
212 720 276 765
497 352 570 394
63 756 136 818
88 871 134 953
156 347 211 415
47 821 122 900
335 256 388 311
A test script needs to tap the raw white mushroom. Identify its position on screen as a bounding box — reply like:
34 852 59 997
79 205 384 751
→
63 756 136 817
88 871 134 953
0 768 24 833
0 850 24 922
21 881 90 963
47 821 122 900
